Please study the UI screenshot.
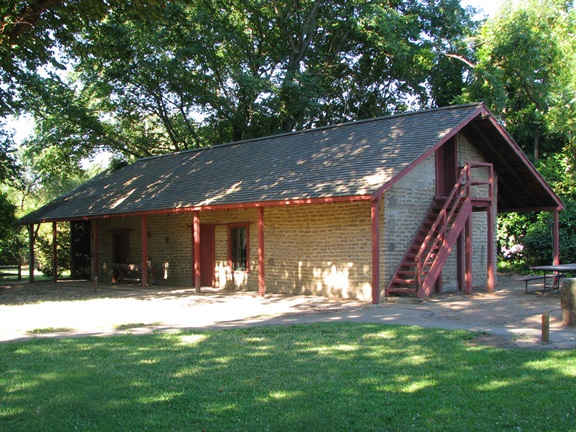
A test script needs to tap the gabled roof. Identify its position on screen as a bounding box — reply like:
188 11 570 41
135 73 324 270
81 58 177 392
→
18 103 562 225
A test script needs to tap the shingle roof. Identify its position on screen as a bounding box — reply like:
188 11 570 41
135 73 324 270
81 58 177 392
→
17 103 562 224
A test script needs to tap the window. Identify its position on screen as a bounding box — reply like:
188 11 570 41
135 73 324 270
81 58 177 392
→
229 225 249 271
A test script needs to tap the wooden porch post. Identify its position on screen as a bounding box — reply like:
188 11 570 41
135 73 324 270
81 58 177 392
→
487 205 495 293
553 209 560 265
371 198 381 304
457 234 465 291
92 220 99 291
258 207 266 297
486 164 495 293
465 216 472 294
193 211 201 292
28 224 35 283
52 221 58 282
141 216 148 288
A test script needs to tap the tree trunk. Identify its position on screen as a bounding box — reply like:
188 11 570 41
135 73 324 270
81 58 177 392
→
533 125 541 162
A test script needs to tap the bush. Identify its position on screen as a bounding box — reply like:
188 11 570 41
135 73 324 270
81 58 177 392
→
34 222 71 277
500 199 576 268
0 192 25 264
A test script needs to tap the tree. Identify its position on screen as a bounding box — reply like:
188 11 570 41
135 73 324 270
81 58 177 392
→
0 0 166 175
21 0 475 170
462 0 575 162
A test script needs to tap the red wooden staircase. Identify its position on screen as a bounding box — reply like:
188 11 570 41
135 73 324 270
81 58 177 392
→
386 162 492 298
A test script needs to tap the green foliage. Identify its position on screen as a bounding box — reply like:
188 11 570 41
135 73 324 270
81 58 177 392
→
18 0 474 170
499 202 576 268
1 324 575 431
33 223 71 277
462 0 576 161
498 151 576 267
0 191 23 263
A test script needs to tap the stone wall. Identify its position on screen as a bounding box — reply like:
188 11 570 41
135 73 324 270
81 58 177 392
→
94 132 498 299
264 202 373 300
382 153 436 287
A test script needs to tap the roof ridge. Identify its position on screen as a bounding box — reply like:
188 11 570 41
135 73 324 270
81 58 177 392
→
138 103 485 162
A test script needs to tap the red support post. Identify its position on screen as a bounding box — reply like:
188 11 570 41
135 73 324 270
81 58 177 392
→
487 204 495 293
141 216 148 288
28 224 35 283
457 233 465 291
465 215 472 294
371 199 381 304
486 164 495 293
193 211 201 292
92 220 99 291
258 207 266 297
553 209 560 265
52 221 58 282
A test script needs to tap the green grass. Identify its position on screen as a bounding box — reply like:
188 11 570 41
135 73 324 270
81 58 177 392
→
1 323 575 431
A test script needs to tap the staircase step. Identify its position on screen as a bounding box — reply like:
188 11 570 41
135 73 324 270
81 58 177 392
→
387 287 418 294
392 277 417 285
396 269 416 275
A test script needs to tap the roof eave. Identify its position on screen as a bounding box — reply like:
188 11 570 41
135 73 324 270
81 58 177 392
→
25 194 374 224
371 104 486 201
482 110 565 211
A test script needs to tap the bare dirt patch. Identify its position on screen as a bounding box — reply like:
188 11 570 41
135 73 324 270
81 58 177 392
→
1 276 574 350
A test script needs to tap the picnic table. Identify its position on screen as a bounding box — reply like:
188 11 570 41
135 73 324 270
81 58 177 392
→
526 263 576 292
112 263 157 285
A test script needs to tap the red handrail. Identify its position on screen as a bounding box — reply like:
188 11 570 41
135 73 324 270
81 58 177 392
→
415 164 471 288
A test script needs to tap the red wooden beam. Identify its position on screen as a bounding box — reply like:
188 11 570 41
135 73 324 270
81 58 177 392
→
258 207 265 297
193 211 201 292
371 198 380 303
52 221 57 283
37 195 372 223
92 220 99 291
465 215 472 294
553 209 560 265
141 216 148 288
487 206 495 293
28 224 35 283
486 165 495 293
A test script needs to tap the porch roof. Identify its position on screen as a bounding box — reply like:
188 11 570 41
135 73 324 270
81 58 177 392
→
17 103 563 224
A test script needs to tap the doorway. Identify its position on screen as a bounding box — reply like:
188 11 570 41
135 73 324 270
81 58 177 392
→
436 137 458 196
112 231 130 281
198 225 215 287
71 221 91 280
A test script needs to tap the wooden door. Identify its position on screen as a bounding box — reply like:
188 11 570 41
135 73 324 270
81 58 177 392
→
436 138 458 196
200 225 215 287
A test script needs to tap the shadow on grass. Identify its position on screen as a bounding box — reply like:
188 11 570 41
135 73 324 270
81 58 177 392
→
1 323 574 431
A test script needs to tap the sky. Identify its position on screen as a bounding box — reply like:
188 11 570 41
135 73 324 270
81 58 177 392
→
461 0 505 18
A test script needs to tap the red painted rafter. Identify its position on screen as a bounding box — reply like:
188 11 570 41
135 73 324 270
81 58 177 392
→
41 195 372 223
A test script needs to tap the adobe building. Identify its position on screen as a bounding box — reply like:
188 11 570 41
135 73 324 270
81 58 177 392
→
18 103 563 302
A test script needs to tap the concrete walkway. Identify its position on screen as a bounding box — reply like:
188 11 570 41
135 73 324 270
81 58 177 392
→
1 275 574 349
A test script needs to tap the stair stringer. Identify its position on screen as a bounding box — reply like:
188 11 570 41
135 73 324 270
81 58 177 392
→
417 198 472 298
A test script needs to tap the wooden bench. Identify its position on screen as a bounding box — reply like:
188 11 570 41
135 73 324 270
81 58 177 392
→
515 274 556 292
0 264 22 280
112 263 157 285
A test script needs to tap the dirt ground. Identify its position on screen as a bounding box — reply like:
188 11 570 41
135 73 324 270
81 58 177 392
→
1 274 574 350
0 279 365 341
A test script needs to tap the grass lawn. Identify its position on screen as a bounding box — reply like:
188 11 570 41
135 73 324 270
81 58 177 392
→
1 323 575 431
